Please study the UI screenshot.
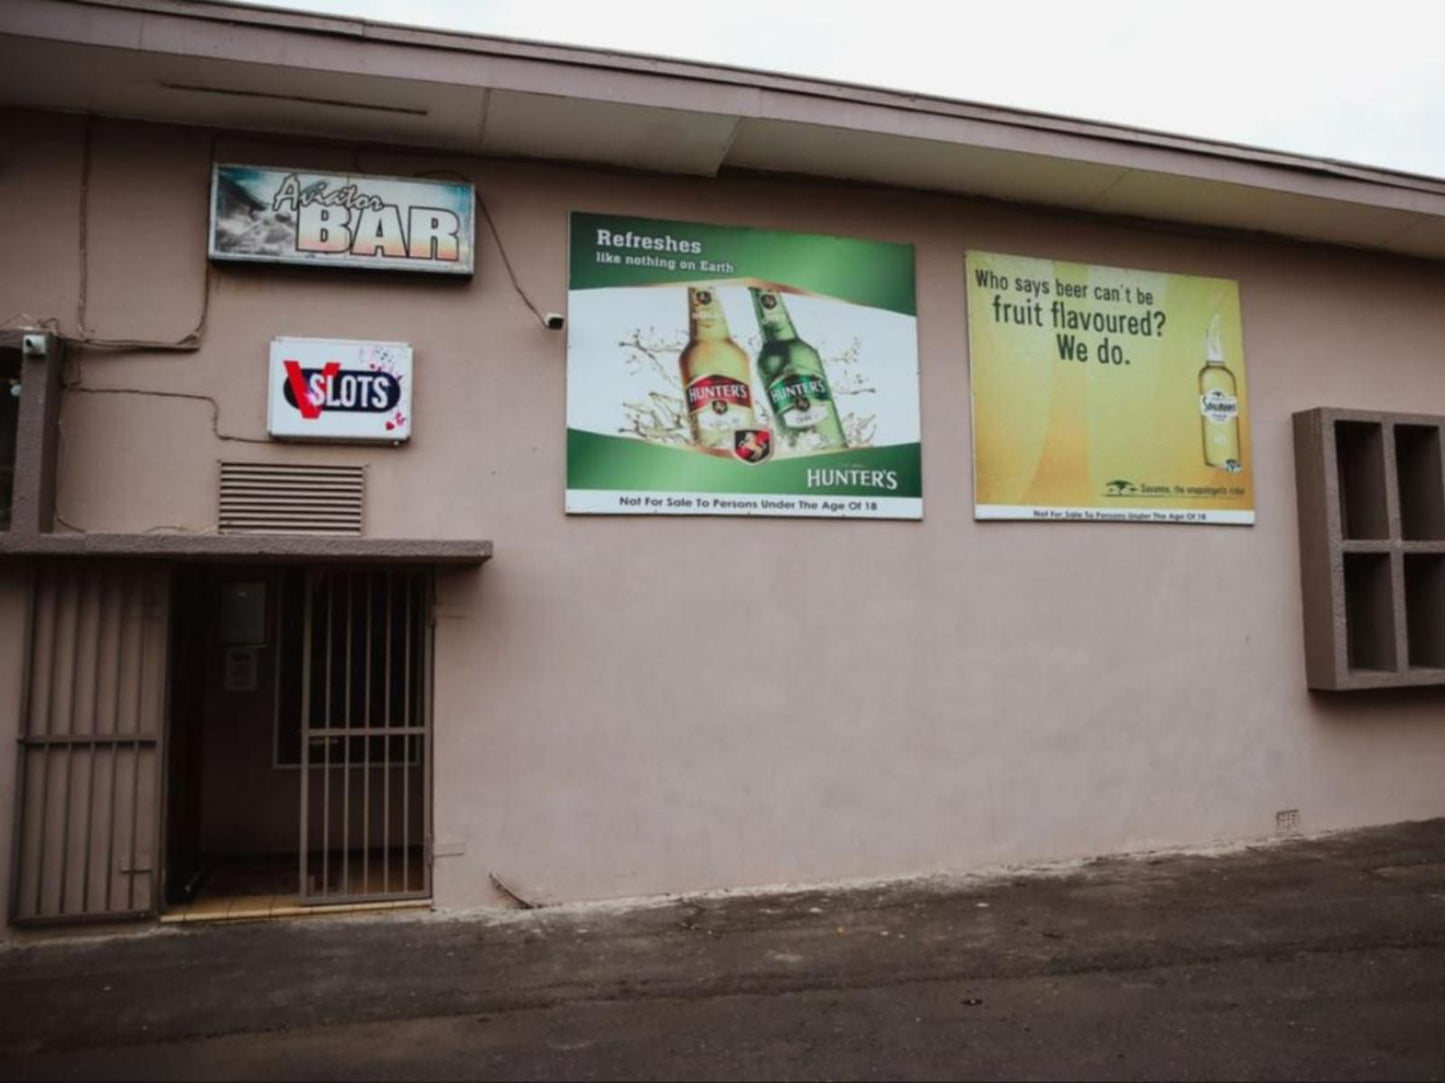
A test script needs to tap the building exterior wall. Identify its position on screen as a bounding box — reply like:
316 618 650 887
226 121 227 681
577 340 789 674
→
2 107 1444 921
0 566 29 925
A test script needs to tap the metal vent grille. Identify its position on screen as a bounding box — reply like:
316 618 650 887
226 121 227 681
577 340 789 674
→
219 462 364 535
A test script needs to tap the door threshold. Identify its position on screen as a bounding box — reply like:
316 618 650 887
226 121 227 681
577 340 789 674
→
160 896 431 924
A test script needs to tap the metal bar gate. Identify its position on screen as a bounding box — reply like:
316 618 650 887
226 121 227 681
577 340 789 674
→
10 561 169 925
298 568 432 905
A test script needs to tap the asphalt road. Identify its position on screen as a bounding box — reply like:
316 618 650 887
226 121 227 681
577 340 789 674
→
2 820 1444 1081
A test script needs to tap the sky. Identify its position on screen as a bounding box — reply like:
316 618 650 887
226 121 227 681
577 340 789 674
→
231 0 1445 180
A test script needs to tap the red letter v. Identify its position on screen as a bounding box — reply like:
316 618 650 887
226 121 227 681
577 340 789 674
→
285 360 341 420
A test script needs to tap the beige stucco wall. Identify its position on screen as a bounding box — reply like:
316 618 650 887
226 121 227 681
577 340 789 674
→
2 108 1444 920
0 567 28 924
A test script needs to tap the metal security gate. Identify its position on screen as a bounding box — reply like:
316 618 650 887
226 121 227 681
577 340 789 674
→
10 561 169 924
297 568 431 904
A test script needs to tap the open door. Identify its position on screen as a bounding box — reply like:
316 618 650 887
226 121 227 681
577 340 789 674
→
10 561 169 924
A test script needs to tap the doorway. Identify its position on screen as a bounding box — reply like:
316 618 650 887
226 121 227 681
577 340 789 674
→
165 565 432 919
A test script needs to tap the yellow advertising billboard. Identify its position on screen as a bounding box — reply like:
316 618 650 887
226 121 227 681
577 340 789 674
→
966 251 1253 525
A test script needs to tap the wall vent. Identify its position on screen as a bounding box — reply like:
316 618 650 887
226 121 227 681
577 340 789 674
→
219 462 364 535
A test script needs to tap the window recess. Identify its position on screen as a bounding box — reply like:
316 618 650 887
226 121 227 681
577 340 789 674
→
1294 408 1445 690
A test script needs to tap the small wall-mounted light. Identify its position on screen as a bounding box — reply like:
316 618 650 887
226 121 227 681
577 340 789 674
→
21 333 48 358
544 312 566 331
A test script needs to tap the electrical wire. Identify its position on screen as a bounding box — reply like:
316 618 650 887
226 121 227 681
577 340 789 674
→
63 384 270 444
50 118 268 477
53 126 545 345
0 314 62 333
34 128 548 523
415 167 552 328
478 197 550 327
72 115 213 351
50 405 226 535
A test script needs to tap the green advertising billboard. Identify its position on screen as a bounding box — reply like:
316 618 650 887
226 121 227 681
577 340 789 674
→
565 212 921 519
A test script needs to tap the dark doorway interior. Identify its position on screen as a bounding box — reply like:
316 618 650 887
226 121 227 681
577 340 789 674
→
165 565 430 918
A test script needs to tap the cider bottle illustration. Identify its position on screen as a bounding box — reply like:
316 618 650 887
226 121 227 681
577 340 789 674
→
749 287 847 452
1199 314 1241 472
679 287 756 453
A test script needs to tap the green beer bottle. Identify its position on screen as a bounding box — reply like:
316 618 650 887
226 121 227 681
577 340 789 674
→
750 288 847 452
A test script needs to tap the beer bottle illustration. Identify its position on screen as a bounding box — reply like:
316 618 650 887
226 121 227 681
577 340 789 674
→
750 287 847 452
1199 313 1242 472
679 287 757 453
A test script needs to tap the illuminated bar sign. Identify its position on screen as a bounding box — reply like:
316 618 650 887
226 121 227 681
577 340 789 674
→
210 165 475 275
268 337 413 443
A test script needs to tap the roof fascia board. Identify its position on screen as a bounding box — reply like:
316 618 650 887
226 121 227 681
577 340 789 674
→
3 0 1444 223
751 93 1445 219
0 0 766 117
34 0 1445 194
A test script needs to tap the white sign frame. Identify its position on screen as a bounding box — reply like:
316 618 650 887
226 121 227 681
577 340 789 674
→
210 164 476 275
267 337 414 444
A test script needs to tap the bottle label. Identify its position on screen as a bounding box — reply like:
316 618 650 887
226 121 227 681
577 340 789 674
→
686 375 753 437
757 292 789 335
768 374 831 429
1200 390 1238 424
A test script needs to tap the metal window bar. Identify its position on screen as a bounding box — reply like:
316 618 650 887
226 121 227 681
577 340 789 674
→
403 571 411 894
382 572 391 896
362 571 372 899
322 571 332 897
9 561 165 925
342 572 352 898
299 567 430 905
